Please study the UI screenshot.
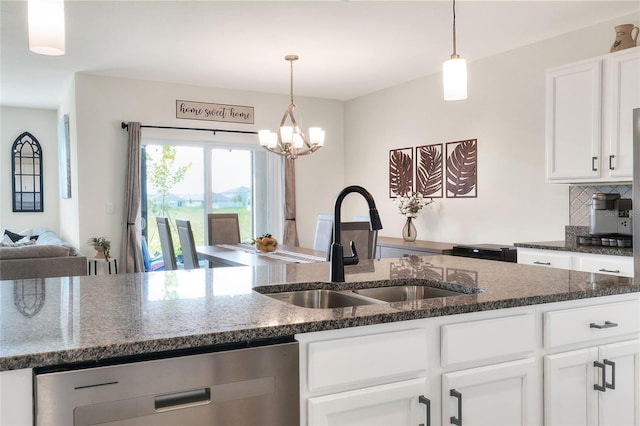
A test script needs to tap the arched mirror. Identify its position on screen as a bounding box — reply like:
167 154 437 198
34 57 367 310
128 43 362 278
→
12 132 44 212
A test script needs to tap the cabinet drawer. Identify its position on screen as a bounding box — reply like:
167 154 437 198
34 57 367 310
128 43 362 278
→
441 314 535 367
573 253 634 277
307 329 427 394
517 248 572 270
544 300 640 349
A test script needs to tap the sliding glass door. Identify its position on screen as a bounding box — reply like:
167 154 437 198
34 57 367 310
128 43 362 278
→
141 142 281 260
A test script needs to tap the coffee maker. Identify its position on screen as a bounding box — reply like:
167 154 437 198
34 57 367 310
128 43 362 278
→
586 192 633 247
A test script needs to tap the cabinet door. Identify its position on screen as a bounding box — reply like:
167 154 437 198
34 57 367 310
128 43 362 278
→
544 347 599 426
605 47 640 179
598 339 640 426
442 358 538 426
307 378 429 426
546 60 602 182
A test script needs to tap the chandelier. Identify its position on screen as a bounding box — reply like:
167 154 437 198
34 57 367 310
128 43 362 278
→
259 55 325 159
442 0 467 100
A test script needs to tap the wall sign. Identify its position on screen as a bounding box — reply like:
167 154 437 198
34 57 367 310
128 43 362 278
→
176 100 254 124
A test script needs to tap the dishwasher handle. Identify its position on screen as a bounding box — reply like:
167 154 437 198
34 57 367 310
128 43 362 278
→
155 388 211 411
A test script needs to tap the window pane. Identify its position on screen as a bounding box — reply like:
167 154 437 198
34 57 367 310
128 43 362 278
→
144 145 204 259
211 149 253 241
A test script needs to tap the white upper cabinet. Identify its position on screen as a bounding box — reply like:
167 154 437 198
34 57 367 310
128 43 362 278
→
546 47 639 183
605 48 640 179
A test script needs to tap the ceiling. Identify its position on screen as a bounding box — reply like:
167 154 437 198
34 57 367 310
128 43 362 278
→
1 1 638 109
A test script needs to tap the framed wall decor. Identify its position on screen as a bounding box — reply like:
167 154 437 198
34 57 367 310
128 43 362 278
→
416 143 443 198
446 139 477 198
58 114 71 198
389 147 413 198
12 132 44 212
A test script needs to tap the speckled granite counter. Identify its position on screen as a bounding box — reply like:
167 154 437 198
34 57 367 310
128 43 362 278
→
514 240 633 257
514 225 633 257
1 255 638 371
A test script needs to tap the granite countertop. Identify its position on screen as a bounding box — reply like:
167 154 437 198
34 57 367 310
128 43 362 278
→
1 255 638 371
514 240 633 257
376 236 456 254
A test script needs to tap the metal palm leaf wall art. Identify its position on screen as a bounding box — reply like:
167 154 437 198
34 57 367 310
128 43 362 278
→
446 139 477 198
416 144 443 198
389 147 413 197
389 139 477 199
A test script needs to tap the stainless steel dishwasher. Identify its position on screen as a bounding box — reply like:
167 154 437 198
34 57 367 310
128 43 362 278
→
34 340 299 425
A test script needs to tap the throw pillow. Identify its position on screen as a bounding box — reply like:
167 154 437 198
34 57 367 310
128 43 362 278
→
3 229 24 242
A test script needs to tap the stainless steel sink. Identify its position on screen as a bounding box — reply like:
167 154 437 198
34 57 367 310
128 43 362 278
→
265 289 381 309
352 285 465 302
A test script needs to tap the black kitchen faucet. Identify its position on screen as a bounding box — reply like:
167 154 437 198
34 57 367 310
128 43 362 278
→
330 185 383 282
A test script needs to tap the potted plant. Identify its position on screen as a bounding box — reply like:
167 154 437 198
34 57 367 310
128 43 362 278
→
88 236 111 260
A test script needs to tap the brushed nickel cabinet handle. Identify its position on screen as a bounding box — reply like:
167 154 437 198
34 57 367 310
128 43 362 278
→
590 321 618 329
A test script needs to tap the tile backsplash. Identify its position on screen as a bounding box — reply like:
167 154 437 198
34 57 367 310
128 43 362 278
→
569 184 632 226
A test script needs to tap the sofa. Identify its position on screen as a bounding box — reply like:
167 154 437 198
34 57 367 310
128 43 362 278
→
0 228 87 280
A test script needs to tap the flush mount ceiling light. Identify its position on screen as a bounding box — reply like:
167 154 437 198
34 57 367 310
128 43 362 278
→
259 55 325 160
28 0 65 56
443 0 467 101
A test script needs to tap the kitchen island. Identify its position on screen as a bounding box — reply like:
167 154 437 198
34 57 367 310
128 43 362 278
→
1 255 638 425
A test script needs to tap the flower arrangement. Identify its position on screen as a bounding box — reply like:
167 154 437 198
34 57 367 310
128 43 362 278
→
88 236 111 260
394 192 434 218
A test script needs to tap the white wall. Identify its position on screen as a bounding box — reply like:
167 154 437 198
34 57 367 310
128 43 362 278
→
0 107 60 233
72 75 344 258
343 13 638 246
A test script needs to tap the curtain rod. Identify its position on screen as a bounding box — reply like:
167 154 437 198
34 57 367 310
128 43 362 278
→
120 122 257 135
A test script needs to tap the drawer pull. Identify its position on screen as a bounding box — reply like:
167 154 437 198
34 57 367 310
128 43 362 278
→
533 261 551 266
594 361 606 392
590 321 618 329
609 155 615 170
592 156 598 171
604 359 615 390
450 389 462 426
598 268 621 274
419 395 431 426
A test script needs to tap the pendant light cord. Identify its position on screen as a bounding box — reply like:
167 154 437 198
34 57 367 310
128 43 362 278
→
452 0 457 56
289 58 295 105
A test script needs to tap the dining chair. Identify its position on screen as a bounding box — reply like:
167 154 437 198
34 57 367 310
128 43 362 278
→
313 215 378 260
175 219 200 270
207 213 241 245
340 221 378 260
312 214 334 253
156 217 178 271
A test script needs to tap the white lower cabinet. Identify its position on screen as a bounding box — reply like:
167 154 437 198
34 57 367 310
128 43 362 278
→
517 247 633 277
544 339 640 426
0 368 33 426
442 358 538 426
308 378 429 426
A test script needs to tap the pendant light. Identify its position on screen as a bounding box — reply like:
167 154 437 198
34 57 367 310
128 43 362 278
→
28 0 66 56
259 55 325 160
443 0 467 100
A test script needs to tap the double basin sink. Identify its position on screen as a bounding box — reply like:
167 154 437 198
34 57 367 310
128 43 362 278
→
258 280 481 309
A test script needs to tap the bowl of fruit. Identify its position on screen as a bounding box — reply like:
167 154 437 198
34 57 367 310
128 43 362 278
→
253 233 278 253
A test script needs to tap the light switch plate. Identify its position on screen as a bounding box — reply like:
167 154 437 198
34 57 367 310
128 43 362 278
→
105 202 115 214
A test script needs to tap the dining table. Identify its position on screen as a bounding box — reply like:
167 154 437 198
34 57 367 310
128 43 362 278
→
196 243 328 267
